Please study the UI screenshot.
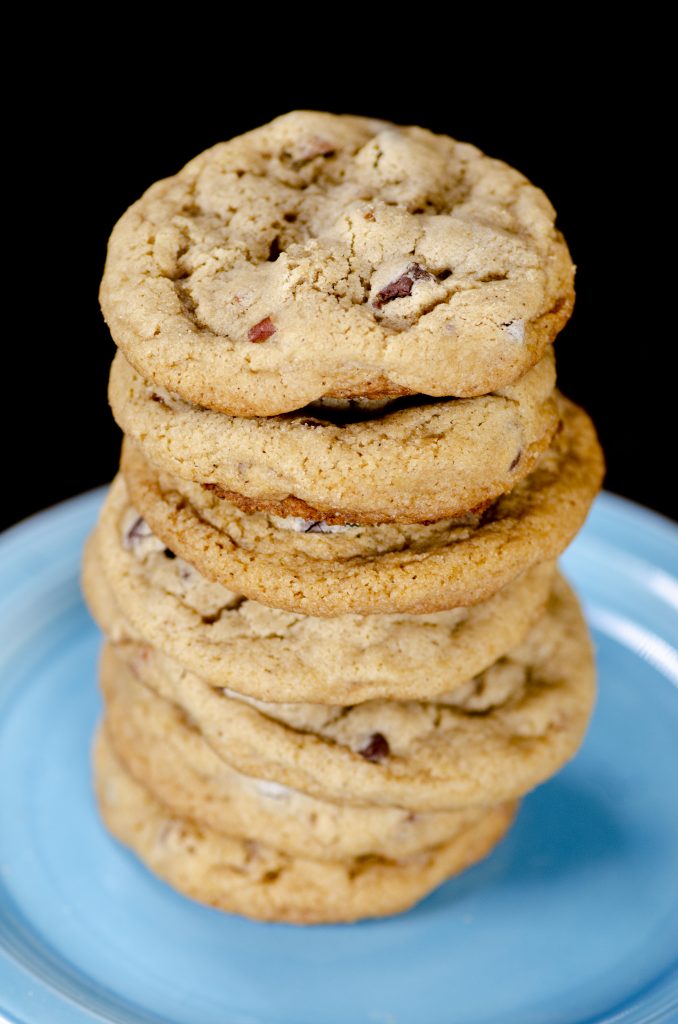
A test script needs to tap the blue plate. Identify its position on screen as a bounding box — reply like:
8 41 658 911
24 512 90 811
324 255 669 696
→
1 491 677 1024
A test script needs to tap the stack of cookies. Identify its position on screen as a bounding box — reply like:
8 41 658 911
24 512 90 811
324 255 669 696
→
83 112 604 924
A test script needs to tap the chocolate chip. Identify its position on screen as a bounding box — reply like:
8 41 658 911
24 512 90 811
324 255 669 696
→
267 237 281 262
163 548 177 559
509 451 522 471
303 521 357 533
298 417 326 429
247 318 276 343
358 733 390 763
283 212 298 223
375 276 414 307
123 516 152 550
373 263 431 309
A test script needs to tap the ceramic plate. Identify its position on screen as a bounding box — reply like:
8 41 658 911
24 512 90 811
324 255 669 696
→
0 490 677 1024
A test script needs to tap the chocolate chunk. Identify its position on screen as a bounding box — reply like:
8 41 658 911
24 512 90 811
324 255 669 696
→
303 520 357 534
358 732 390 763
267 237 281 262
123 516 152 550
297 417 326 429
373 263 431 309
163 548 177 559
247 318 277 343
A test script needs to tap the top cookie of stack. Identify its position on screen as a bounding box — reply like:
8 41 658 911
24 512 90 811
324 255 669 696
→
102 110 572 417
102 110 580 536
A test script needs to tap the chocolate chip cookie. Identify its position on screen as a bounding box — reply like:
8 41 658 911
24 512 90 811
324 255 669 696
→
100 111 574 417
95 730 517 924
119 395 603 616
84 475 555 703
109 348 559 524
106 577 595 813
101 647 504 862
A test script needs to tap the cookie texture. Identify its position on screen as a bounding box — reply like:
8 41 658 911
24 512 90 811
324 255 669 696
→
101 648 499 861
121 395 603 616
94 731 517 924
109 348 559 523
108 578 596 812
100 111 574 417
84 476 555 703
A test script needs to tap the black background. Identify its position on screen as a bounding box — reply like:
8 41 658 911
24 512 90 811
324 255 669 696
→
5 63 674 531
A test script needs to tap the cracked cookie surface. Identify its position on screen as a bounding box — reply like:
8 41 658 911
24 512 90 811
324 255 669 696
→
120 395 603 616
94 730 517 924
109 348 558 523
107 578 595 812
100 111 574 417
84 475 555 703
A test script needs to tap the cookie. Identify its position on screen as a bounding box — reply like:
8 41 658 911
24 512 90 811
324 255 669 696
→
109 348 559 524
101 647 501 861
94 731 517 924
100 111 574 417
120 395 604 616
110 577 596 812
84 477 555 703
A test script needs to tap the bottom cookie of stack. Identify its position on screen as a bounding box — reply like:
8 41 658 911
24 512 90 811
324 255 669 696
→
95 731 516 925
